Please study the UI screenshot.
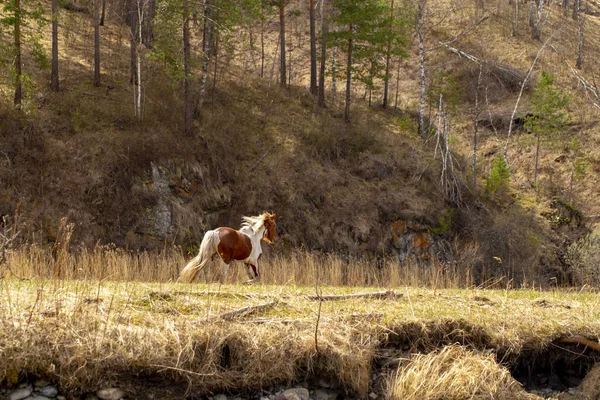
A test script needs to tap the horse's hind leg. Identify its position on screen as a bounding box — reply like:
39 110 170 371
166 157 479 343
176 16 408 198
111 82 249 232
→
220 261 231 283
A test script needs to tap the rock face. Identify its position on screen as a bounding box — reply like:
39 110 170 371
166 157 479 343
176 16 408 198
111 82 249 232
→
150 162 174 238
389 220 451 262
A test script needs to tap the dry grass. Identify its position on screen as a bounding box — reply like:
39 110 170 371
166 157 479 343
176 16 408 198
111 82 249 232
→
6 245 483 288
2 248 600 397
386 345 535 400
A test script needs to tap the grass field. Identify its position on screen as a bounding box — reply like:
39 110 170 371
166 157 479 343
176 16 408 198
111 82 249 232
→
2 255 600 399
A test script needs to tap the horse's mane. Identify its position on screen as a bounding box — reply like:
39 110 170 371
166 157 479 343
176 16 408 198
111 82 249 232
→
240 213 270 234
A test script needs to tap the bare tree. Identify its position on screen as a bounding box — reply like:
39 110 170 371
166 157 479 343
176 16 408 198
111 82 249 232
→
317 0 329 108
344 23 353 121
100 0 106 25
309 0 317 95
383 0 394 109
472 65 483 188
145 0 156 48
129 0 138 84
94 0 101 86
14 0 22 107
576 0 584 68
196 0 213 119
183 0 193 136
279 0 287 88
51 0 59 91
133 0 144 118
417 0 427 137
512 0 519 36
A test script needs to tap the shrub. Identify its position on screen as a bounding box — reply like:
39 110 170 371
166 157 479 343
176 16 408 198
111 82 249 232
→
565 230 600 287
485 154 511 193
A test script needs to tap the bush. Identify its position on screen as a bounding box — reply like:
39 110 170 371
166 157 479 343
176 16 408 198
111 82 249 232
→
485 154 511 193
565 230 600 287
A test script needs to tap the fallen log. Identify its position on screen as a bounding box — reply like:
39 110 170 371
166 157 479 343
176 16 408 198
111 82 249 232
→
559 335 600 352
215 300 280 321
306 290 403 301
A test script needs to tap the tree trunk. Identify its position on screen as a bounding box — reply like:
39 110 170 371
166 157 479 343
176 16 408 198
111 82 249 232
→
94 0 101 86
394 55 401 109
532 0 544 40
576 0 584 68
473 65 482 188
135 0 143 118
309 0 317 95
100 0 106 26
383 0 394 109
344 23 353 122
563 0 569 16
512 0 519 36
51 0 59 92
146 0 156 48
260 2 265 78
317 0 328 108
14 0 22 108
534 131 540 187
331 46 337 102
529 0 535 27
417 0 426 137
279 0 286 88
129 0 137 84
196 0 213 119
183 0 193 136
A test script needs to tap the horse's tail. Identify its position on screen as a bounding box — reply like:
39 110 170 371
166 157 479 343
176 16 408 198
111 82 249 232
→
178 229 220 283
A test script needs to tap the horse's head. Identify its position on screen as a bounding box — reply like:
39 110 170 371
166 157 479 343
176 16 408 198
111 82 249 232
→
262 212 277 243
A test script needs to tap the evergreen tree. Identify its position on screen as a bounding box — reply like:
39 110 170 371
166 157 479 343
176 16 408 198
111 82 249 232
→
524 71 569 187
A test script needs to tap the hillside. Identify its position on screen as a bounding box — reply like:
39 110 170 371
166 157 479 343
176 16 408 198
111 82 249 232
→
1 0 600 285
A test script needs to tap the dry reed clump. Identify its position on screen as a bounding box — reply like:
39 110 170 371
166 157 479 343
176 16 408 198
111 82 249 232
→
386 345 536 400
6 245 471 288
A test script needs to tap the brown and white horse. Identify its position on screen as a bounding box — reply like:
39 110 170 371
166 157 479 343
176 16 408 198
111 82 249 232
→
178 213 277 283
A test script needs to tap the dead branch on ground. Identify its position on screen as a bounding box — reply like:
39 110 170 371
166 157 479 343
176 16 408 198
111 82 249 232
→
306 290 403 301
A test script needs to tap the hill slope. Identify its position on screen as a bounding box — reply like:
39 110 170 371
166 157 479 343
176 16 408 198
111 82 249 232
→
2 0 600 285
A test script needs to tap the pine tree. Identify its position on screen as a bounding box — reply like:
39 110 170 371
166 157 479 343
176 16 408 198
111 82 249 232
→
524 71 569 187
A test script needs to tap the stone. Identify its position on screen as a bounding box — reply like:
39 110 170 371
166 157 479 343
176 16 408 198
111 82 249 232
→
25 396 51 400
96 388 125 400
34 380 50 388
39 385 59 398
85 395 99 400
313 389 340 400
275 388 309 400
9 388 32 400
213 395 228 400
369 392 378 399
57 397 67 400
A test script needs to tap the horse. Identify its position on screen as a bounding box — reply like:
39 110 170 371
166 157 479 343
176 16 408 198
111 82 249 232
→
178 212 277 283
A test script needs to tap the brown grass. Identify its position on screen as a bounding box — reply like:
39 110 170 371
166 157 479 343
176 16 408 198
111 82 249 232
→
2 248 600 397
386 345 536 400
6 245 483 288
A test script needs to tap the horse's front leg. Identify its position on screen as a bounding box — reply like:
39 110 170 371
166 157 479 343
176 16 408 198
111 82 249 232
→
243 263 259 284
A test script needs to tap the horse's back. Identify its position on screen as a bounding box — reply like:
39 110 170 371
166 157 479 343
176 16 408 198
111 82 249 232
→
216 227 252 262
